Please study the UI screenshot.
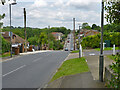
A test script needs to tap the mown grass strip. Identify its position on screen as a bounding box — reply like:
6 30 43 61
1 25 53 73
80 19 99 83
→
51 57 89 82
0 53 14 58
95 47 120 51
71 50 79 53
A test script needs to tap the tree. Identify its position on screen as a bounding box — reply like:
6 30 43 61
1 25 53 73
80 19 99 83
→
82 23 91 29
28 36 39 45
92 24 101 31
0 14 5 28
39 32 48 49
105 1 120 24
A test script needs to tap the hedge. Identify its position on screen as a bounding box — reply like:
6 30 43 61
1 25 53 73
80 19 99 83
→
1 36 10 54
81 32 120 49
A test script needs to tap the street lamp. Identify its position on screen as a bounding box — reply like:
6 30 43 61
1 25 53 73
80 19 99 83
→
99 0 104 82
9 0 17 57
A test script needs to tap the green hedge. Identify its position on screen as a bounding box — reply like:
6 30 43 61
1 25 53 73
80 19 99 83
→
1 36 10 54
81 32 120 49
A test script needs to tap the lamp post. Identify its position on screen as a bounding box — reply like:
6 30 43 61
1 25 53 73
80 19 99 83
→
9 0 17 57
99 0 104 82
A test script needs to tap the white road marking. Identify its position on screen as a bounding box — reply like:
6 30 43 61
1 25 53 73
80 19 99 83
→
2 65 26 77
32 58 42 62
89 53 95 56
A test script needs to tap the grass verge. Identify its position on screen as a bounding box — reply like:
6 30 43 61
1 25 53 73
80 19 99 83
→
0 53 14 58
51 57 89 82
71 50 79 53
95 47 120 51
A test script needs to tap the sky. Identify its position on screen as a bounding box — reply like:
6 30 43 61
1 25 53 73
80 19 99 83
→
0 0 107 30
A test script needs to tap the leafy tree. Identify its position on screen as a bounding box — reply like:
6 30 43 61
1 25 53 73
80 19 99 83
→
0 13 5 28
92 24 100 31
53 40 63 50
49 41 54 49
105 1 120 24
39 32 48 48
82 23 91 29
104 23 120 32
28 36 39 45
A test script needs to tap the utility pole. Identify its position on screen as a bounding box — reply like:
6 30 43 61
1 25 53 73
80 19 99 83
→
48 25 50 50
99 0 104 82
24 8 27 52
73 18 76 50
9 4 12 58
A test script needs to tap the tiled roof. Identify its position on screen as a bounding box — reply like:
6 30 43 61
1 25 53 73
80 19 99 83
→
2 31 29 44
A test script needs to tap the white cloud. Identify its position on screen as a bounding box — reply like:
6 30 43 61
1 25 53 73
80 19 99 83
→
2 0 107 29
32 0 47 7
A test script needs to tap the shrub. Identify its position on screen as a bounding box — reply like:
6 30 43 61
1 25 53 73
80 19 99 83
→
81 32 120 49
1 36 10 54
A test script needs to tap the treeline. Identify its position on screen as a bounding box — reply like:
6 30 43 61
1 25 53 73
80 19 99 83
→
81 23 120 32
81 32 120 49
2 26 70 39
2 26 71 50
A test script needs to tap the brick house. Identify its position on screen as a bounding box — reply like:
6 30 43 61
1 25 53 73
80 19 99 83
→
51 32 63 40
78 29 99 38
1 31 29 48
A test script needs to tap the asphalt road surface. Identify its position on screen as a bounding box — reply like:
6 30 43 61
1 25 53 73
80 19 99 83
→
2 51 69 88
83 50 120 56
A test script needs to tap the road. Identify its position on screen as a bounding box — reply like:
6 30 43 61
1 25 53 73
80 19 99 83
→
83 50 120 56
64 33 75 51
2 51 69 88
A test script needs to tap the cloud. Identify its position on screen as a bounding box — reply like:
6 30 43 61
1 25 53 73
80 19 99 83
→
66 0 100 11
32 0 47 7
2 0 106 29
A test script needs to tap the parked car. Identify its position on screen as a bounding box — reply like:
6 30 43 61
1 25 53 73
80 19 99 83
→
65 48 68 51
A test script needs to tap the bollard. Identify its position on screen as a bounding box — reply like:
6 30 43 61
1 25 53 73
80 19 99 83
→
113 44 115 55
80 44 82 57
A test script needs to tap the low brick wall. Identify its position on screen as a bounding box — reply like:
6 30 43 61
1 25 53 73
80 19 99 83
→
104 66 114 85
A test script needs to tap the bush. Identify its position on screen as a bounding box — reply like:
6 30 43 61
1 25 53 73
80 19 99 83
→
81 32 120 49
1 36 10 54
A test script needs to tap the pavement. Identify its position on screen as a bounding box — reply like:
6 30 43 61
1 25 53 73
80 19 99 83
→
2 51 69 88
46 49 114 88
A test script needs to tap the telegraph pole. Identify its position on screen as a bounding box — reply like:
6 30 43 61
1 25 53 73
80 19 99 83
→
24 8 27 52
9 4 12 58
73 18 76 50
99 0 104 82
48 25 50 50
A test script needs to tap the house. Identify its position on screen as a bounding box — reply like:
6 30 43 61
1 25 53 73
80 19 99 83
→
1 31 29 48
84 30 99 37
78 29 99 38
51 32 63 40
